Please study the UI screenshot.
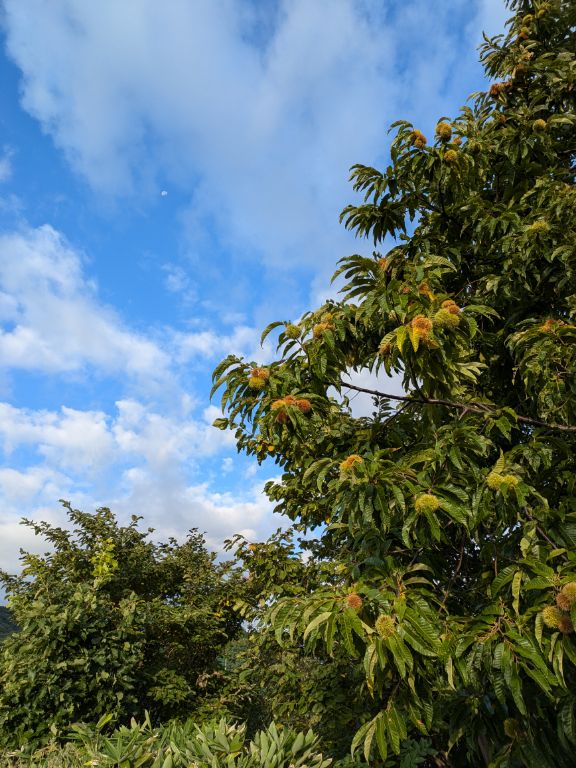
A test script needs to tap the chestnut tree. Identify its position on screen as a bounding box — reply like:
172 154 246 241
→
213 1 576 765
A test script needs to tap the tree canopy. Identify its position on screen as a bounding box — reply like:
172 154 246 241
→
213 0 576 764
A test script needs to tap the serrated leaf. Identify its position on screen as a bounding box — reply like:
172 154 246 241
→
375 712 388 761
303 611 332 642
261 320 286 346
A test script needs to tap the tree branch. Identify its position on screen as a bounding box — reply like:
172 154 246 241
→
338 381 576 433
523 509 562 552
439 537 466 614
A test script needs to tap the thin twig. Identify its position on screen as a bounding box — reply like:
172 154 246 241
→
338 381 576 433
439 537 465 614
523 509 561 551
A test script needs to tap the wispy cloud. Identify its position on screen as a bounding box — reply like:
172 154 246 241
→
0 225 170 383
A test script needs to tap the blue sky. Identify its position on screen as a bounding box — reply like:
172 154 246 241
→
0 0 508 572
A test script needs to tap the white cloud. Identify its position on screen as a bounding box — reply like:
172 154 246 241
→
112 398 235 467
2 0 500 280
0 222 280 384
162 263 197 304
0 397 277 574
111 476 276 554
0 399 234 473
0 403 115 470
0 466 64 502
0 519 55 576
332 366 406 419
0 225 170 382
173 324 271 365
0 220 284 571
244 464 258 479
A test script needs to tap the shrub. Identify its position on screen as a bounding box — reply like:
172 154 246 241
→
0 503 243 748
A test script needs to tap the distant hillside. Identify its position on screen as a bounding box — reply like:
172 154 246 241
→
0 606 17 639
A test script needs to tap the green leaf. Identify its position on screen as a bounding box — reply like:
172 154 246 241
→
512 570 522 614
261 320 286 346
375 712 388 761
303 611 333 642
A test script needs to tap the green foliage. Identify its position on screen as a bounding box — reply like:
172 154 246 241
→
0 503 243 748
205 531 378 757
213 1 576 765
0 716 332 768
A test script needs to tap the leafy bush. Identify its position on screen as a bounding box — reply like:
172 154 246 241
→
0 503 243 748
